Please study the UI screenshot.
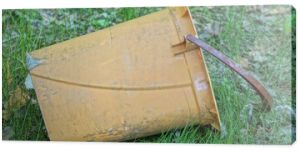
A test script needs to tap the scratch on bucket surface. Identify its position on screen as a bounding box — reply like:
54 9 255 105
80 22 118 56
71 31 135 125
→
195 79 208 91
25 53 43 90
26 53 43 70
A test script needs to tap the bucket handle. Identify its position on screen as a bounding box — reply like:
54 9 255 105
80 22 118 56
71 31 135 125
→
185 34 273 111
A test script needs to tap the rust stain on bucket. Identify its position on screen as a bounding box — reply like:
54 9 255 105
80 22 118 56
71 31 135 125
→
29 7 221 141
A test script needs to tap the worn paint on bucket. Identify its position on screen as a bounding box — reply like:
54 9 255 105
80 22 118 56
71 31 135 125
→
29 7 221 141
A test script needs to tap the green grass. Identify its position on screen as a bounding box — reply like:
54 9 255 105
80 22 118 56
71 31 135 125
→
2 6 296 144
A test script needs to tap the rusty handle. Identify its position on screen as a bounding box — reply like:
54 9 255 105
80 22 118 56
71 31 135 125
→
185 34 272 111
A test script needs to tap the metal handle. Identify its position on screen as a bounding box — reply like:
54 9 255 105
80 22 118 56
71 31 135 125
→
185 34 272 111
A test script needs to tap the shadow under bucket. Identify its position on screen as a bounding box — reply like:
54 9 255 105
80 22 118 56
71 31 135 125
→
28 7 224 141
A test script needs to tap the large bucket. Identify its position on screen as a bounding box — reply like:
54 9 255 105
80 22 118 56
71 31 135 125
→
28 7 221 141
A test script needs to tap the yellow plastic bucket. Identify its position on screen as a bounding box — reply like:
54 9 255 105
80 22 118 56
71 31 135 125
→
28 7 221 141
